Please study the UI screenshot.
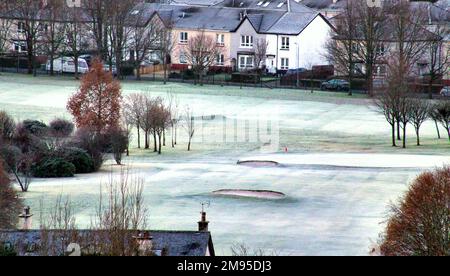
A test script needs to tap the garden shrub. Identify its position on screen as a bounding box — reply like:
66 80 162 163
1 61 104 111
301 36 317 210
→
22 120 48 136
49 118 74 138
32 158 76 178
57 147 94 174
0 111 15 142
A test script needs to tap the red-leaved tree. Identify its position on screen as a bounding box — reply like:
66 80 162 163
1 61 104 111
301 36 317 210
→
67 60 122 133
379 167 450 256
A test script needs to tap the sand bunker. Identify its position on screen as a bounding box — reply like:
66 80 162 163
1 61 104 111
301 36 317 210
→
212 189 286 199
237 160 279 167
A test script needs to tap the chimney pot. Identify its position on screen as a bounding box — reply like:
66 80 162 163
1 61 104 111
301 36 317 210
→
198 211 209 232
19 206 33 230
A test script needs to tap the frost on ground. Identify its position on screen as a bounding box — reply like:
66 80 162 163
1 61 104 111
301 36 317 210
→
0 74 449 255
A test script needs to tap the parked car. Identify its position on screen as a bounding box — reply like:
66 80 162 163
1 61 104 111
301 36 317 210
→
440 86 450 97
286 68 307 76
321 79 350 91
46 57 89 74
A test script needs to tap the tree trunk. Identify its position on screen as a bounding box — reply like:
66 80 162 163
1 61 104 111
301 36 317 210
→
158 134 162 154
144 131 149 149
397 121 401 141
187 139 191 151
163 63 167 84
50 53 54 76
163 129 166 146
137 125 141 149
434 120 441 139
392 123 396 147
416 128 420 146
171 124 175 148
402 124 406 149
136 65 141 81
428 77 433 100
174 126 177 145
153 132 157 152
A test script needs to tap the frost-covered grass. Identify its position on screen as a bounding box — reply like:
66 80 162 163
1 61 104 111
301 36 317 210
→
1 73 449 255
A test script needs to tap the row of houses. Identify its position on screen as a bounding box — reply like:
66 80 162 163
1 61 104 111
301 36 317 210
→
0 0 448 81
134 1 334 73
0 0 334 74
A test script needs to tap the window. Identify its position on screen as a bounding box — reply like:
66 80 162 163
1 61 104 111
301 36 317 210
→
14 41 27 52
216 54 225 65
179 51 187 64
240 35 253 48
216 34 225 46
281 37 289 50
281 58 289 70
263 2 271 7
17 22 25 33
257 1 264 5
179 32 188 44
277 2 284 8
376 44 386 56
239 55 254 69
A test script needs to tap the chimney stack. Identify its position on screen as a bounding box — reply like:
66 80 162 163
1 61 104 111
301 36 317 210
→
19 206 33 230
198 211 209 232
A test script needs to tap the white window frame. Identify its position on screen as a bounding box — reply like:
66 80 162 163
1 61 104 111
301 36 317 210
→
281 37 290 50
240 35 253 48
14 41 27 53
239 55 254 69
216 34 225 46
216 54 225 66
179 51 187 64
179 32 188 44
280 58 289 70
17 22 25 34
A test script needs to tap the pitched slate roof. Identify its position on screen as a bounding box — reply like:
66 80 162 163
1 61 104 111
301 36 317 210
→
0 229 214 256
136 2 324 35
266 12 319 34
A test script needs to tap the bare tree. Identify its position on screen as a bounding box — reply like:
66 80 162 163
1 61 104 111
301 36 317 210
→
157 22 175 84
65 6 89 79
83 0 108 59
123 93 145 149
325 0 359 96
167 92 180 148
183 106 195 151
352 0 387 97
254 38 268 72
408 99 430 146
429 101 450 141
425 18 449 99
105 0 137 79
184 30 223 85
11 0 42 75
92 168 148 256
375 85 399 147
128 9 162 80
42 0 67 76
0 4 12 55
